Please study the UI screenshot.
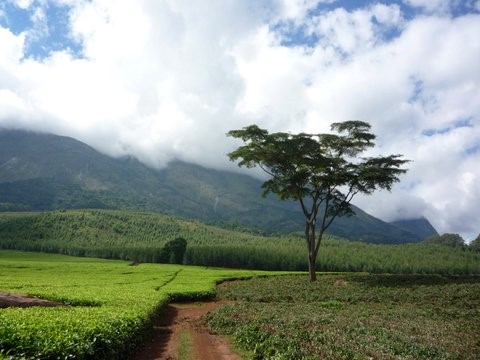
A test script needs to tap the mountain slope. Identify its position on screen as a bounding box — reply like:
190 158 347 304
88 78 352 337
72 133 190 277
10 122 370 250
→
390 217 439 241
0 129 436 243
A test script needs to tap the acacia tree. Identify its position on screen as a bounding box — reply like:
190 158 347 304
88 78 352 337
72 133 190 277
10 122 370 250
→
227 121 409 281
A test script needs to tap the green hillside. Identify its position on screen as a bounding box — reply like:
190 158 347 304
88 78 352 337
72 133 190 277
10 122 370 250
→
390 217 439 240
0 129 436 243
0 210 478 274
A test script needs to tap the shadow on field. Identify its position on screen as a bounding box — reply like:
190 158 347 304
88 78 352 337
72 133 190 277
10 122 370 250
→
348 274 480 288
135 305 178 360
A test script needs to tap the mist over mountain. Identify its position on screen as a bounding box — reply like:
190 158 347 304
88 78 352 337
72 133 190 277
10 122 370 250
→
0 129 437 243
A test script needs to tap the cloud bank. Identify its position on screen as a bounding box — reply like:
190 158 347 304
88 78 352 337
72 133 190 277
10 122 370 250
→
0 0 479 240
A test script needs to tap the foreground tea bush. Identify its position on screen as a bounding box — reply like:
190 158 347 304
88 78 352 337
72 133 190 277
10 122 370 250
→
206 274 480 360
0 251 266 359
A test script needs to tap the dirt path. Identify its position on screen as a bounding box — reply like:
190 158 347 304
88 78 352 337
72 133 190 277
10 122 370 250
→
134 301 242 360
1 291 240 359
0 291 65 308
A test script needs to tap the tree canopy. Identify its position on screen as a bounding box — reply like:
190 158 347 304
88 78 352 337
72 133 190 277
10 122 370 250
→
423 233 466 247
470 234 480 252
227 121 409 281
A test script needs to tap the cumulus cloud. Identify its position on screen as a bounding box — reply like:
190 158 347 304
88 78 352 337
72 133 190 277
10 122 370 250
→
11 0 35 10
0 0 479 240
305 3 403 55
277 0 336 21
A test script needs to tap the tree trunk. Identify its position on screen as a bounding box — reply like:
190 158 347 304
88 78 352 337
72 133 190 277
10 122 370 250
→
308 254 317 282
305 220 317 282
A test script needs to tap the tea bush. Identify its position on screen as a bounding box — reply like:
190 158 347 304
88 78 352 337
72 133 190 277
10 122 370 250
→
0 250 267 359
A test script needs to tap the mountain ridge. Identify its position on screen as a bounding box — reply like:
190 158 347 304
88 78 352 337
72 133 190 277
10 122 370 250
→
0 128 437 243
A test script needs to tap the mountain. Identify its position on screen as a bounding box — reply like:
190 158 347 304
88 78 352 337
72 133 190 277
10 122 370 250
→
389 217 439 241
0 129 437 243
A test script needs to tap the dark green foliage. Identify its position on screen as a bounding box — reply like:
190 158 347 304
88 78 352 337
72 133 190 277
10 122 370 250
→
0 210 478 274
470 234 480 252
159 237 187 264
206 275 480 359
424 233 466 247
184 242 480 274
0 178 56 210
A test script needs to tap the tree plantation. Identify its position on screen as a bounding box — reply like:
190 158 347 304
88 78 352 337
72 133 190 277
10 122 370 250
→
0 210 478 275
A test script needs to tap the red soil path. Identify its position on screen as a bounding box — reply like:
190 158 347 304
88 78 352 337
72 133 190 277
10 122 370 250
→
134 301 242 360
0 291 65 308
0 291 241 359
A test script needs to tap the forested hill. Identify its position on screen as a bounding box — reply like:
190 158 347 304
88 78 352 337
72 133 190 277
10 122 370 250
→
0 210 477 274
0 129 437 243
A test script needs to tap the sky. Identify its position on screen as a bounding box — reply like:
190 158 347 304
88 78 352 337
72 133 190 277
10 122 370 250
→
0 0 479 241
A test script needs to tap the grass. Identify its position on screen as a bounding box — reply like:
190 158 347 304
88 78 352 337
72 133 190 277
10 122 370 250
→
177 330 192 360
0 250 270 359
205 274 480 359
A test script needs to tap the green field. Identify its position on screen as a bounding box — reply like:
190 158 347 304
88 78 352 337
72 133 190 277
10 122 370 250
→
0 251 268 359
1 210 479 358
2 251 479 359
206 274 480 359
1 210 479 274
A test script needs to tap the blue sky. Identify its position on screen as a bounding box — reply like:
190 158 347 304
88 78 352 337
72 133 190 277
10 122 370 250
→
2 0 479 59
0 0 479 240
0 0 81 58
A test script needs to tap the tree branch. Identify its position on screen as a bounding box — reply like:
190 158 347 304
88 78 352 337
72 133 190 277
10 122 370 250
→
299 197 310 219
258 164 274 177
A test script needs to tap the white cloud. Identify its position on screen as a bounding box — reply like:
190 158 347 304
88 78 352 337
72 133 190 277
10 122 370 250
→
0 0 479 240
277 0 336 21
372 3 403 25
356 124 480 240
0 27 25 65
0 89 32 121
11 0 35 10
306 4 403 55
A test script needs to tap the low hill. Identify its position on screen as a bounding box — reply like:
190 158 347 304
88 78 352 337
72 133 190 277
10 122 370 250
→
0 210 477 274
0 129 437 243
